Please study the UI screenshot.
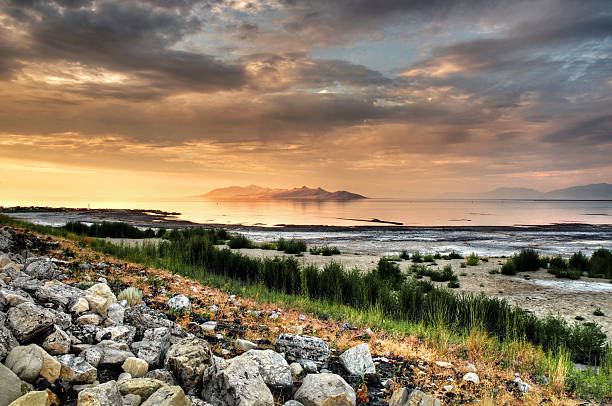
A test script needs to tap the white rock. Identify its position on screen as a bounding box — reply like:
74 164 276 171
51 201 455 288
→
462 372 480 384
339 343 375 376
168 294 191 314
294 373 356 406
235 339 258 352
122 357 149 378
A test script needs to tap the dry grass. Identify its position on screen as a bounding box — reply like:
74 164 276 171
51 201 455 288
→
24 232 587 405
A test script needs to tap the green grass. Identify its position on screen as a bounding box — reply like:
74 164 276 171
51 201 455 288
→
466 252 479 266
276 238 307 254
227 234 255 249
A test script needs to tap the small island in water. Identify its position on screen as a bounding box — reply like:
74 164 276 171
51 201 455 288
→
200 185 367 201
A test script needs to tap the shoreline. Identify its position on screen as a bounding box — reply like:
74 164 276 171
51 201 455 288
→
3 207 612 232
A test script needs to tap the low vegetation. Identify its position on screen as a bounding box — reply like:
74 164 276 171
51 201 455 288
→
80 227 609 366
466 252 480 266
309 245 341 256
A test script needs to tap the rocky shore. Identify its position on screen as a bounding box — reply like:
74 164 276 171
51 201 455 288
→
0 225 571 405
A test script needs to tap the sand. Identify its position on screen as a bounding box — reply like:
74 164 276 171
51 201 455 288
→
233 247 612 338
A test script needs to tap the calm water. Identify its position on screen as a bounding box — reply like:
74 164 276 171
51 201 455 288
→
5 198 612 256
3 198 612 227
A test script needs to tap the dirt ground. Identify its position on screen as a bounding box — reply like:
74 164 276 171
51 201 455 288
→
233 247 612 339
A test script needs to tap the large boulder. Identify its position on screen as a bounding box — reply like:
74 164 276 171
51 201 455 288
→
97 340 134 368
131 327 171 367
5 344 60 384
117 378 165 401
23 259 60 281
0 288 32 308
78 380 122 406
294 373 356 406
0 362 22 406
6 389 59 406
388 388 441 406
55 354 97 383
164 337 212 394
85 283 117 316
145 369 178 386
201 356 274 406
275 334 329 369
125 305 184 339
6 302 56 342
238 349 293 390
339 343 375 376
34 282 84 310
106 303 125 325
141 386 190 406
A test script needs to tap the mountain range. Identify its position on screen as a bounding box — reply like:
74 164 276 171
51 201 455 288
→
455 183 612 200
200 185 367 201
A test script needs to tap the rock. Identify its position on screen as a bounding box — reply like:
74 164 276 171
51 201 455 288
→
5 345 43 382
0 288 31 307
9 276 43 294
70 297 90 313
164 337 212 394
339 343 375 376
125 305 177 338
513 377 531 395
141 386 190 406
77 314 102 326
96 326 136 344
107 303 125 325
275 334 329 369
462 372 480 384
201 356 274 406
145 369 178 386
98 341 134 367
34 282 84 310
284 402 304 406
42 326 71 355
7 389 59 406
237 349 293 390
85 283 117 316
55 354 97 383
6 302 55 342
299 359 318 373
119 372 132 381
187 396 212 406
39 347 61 383
294 373 356 406
23 259 59 281
131 327 171 367
47 308 71 331
167 295 191 314
122 357 149 378
200 321 216 332
0 325 18 361
117 378 165 401
443 385 453 391
289 362 303 377
389 388 441 406
235 338 258 352
80 347 104 368
434 361 453 369
122 394 141 406
78 380 122 406
465 362 476 372
0 362 22 406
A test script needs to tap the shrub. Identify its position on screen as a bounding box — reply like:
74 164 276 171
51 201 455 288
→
514 248 542 272
411 252 423 263
569 251 590 272
488 269 499 275
321 245 341 256
276 238 307 254
309 246 321 255
548 256 582 280
399 250 410 260
594 308 605 317
501 259 517 275
466 253 479 266
423 254 435 263
589 248 612 279
227 234 254 249
443 251 463 260
374 258 405 286
117 287 144 306
460 262 466 268
569 322 608 364
447 280 460 288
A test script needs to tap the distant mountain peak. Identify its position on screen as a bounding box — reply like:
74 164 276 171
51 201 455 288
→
456 183 612 200
200 185 367 201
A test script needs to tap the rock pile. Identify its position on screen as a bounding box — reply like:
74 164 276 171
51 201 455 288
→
0 226 444 406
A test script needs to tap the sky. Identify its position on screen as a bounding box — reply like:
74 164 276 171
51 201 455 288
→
0 0 611 202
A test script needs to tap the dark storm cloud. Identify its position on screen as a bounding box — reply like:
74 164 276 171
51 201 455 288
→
544 115 612 145
0 0 247 91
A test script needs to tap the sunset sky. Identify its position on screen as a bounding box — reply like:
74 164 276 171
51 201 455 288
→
0 0 611 203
